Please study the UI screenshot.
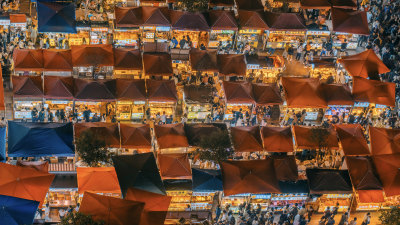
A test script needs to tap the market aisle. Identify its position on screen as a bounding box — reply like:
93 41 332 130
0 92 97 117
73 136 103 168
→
307 212 381 225
281 59 310 77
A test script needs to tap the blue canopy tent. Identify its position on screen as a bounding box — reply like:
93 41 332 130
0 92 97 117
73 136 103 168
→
0 127 5 161
8 122 74 157
192 168 223 192
0 194 39 225
37 1 76 33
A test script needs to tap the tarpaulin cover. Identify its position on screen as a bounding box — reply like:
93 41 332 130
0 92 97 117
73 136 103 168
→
158 153 191 179
279 180 309 193
369 127 400 155
74 122 120 148
37 1 76 33
352 77 395 107
306 169 353 194
281 77 327 108
184 85 213 104
373 154 400 197
146 80 178 102
112 153 166 196
218 54 247 76
79 192 144 225
113 48 142 70
13 49 44 71
73 78 116 101
184 123 228 146
252 83 283 105
345 156 382 191
0 194 39 225
44 76 74 99
235 0 264 10
300 0 331 9
71 44 114 67
170 11 210 31
335 124 369 156
77 167 120 194
154 123 189 149
293 126 339 149
116 79 146 101
12 76 43 98
0 163 55 206
271 155 298 181
319 83 354 106
208 10 238 30
0 66 4 110
8 122 74 157
120 123 152 149
143 53 173 76
115 7 142 28
357 189 384 203
231 126 263 152
338 49 390 80
238 10 268 29
189 49 218 72
192 168 223 192
16 160 49 173
262 126 293 152
331 8 369 35
0 127 5 161
264 12 307 30
221 159 280 196
210 0 235 6
43 49 73 71
223 81 255 104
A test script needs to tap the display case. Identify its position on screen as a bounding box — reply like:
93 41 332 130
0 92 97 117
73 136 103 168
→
306 30 331 50
237 29 262 48
222 194 249 213
224 104 253 120
324 106 352 122
310 67 337 81
208 30 235 48
317 194 352 212
74 101 115 121
113 69 142 79
172 30 201 48
14 100 43 120
381 196 400 210
167 190 193 211
116 101 145 121
45 190 78 208
266 31 306 49
90 27 109 44
270 193 308 211
142 26 171 43
148 102 176 119
187 104 211 120
191 192 215 211
250 194 271 211
114 29 140 47
333 33 359 49
369 103 390 119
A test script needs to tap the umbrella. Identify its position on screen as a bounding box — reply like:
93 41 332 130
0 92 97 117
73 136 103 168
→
79 192 144 225
157 153 192 180
373 154 400 197
0 194 39 225
192 168 223 192
261 126 294 152
231 126 263 152
112 153 166 196
335 124 370 156
77 167 120 194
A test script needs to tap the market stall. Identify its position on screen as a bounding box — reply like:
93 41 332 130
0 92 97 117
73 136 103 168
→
183 85 213 121
189 49 219 81
71 44 114 78
373 153 400 198
44 76 74 120
143 52 173 79
13 49 44 76
237 10 269 49
320 83 354 122
264 12 307 49
252 83 283 124
154 123 189 153
115 79 146 121
191 168 222 211
269 180 309 212
146 79 178 120
74 122 120 148
37 1 76 33
114 7 142 47
235 0 264 11
68 25 90 46
293 126 339 151
12 76 44 120
209 0 235 10
334 124 370 156
43 50 73 76
207 10 238 48
113 48 143 79
231 126 263 153
331 8 369 50
218 54 247 81
222 81 255 121
141 7 171 43
9 14 27 30
245 55 285 83
140 0 168 6
119 123 152 154
158 153 192 180
305 25 330 50
261 126 294 153
184 123 228 147
90 21 110 45
309 57 337 81
76 167 121 196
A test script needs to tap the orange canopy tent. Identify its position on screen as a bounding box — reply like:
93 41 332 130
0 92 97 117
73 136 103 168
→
113 48 143 70
0 66 4 110
71 44 114 67
319 83 354 106
143 53 173 76
120 123 152 150
73 78 116 101
12 76 44 98
157 153 192 180
0 163 55 206
77 167 120 194
154 123 189 150
13 49 44 71
221 159 280 196
79 191 144 225
373 154 400 197
357 189 385 203
44 76 74 100
369 127 400 155
293 126 339 149
114 7 142 28
16 160 49 173
237 10 269 30
338 49 390 80
208 10 238 30
115 79 146 101
334 124 369 156
252 83 283 106
281 77 327 108
352 77 395 107
43 49 73 71
223 81 255 104
217 54 246 76
74 122 120 148
146 80 178 102
331 8 369 35
231 126 263 152
271 155 298 181
189 49 218 72
300 0 331 9
261 126 294 152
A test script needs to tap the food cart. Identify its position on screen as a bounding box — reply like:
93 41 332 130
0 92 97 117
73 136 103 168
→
171 11 210 48
114 7 142 47
245 55 284 83
113 48 143 79
207 10 238 48
12 76 44 121
222 81 255 121
140 7 171 43
115 79 146 121
146 79 178 120
183 85 213 121
71 44 114 78
237 10 269 48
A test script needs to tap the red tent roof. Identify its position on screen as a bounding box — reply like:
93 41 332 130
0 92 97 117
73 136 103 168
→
115 7 143 28
300 0 331 9
113 48 143 70
335 124 370 156
272 155 298 181
264 12 307 30
142 7 171 26
116 79 146 101
154 123 189 149
281 77 327 108
319 83 354 106
74 79 116 101
71 44 114 67
345 156 383 190
352 77 395 107
189 49 218 72
158 153 191 179
143 53 173 76
10 14 26 23
43 49 73 71
357 189 385 203
218 54 247 76
237 10 269 30
170 11 210 31
369 127 400 156
293 126 339 149
262 126 294 152
231 126 263 152
120 123 152 149
223 81 255 104
331 8 369 35
12 76 43 98
44 76 74 100
373 154 400 197
331 0 357 9
235 0 264 10
208 10 238 30
252 83 283 105
13 49 44 71
74 122 120 148
146 79 177 102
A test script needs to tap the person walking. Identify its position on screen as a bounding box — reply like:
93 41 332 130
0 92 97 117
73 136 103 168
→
361 213 371 225
349 217 357 225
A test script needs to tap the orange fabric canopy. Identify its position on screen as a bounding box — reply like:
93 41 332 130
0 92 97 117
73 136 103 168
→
12 76 43 98
231 126 263 152
345 156 382 190
0 163 55 206
218 54 246 76
43 49 73 71
154 123 189 149
262 126 293 152
146 80 178 102
331 8 369 35
44 76 74 100
293 126 339 149
357 190 385 203
338 49 390 79
252 83 283 106
272 155 298 181
77 167 121 194
10 14 26 23
157 153 191 179
319 83 354 106
373 154 400 197
189 49 218 72
352 77 396 107
221 159 280 196
79 191 144 225
335 124 370 156
113 48 143 70
208 10 238 30
0 65 4 110
120 124 151 149
16 160 49 173
237 10 268 30
143 53 173 76
369 127 400 155
74 122 120 148
115 79 146 101
71 44 114 67
282 77 327 108
223 81 255 104
13 49 44 71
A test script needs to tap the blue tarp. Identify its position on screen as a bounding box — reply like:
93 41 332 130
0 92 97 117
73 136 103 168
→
192 168 223 192
0 194 39 225
8 122 74 157
0 127 5 161
37 1 76 33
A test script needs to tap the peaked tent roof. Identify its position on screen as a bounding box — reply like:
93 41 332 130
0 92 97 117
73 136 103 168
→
208 10 238 30
184 123 228 146
218 54 247 76
73 78 116 101
369 127 400 156
373 154 400 197
231 126 263 152
44 76 74 99
113 48 143 70
192 168 223 192
293 125 339 149
306 169 353 194
338 49 390 80
112 153 166 196
37 1 76 33
170 11 210 31
154 123 189 149
71 44 114 67
252 83 283 105
264 12 307 30
142 7 171 26
13 49 44 71
262 126 294 152
357 189 385 203
235 0 264 10
74 122 120 148
237 10 269 30
335 124 370 156
345 156 383 190
120 123 152 149
12 76 43 98
43 49 73 71
143 53 173 76
189 49 218 72
115 7 143 27
331 0 357 9
319 83 354 106
8 122 74 157
115 79 146 101
331 7 369 35
300 0 331 9
210 0 235 6
77 167 121 194
158 153 192 179
223 81 255 104
146 79 178 102
352 77 395 107
281 77 327 108
0 195 39 225
272 155 298 181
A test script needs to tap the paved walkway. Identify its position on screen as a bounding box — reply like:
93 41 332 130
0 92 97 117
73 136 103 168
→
307 212 381 225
